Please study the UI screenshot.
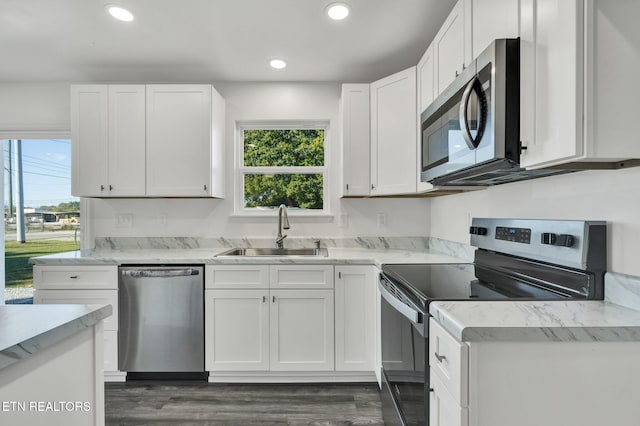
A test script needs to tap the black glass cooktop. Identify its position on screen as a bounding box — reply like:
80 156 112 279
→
381 261 576 312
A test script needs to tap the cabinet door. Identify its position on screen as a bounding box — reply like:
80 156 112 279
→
471 0 520 58
370 66 417 195
205 289 270 371
519 0 583 168
335 266 375 371
430 373 469 426
146 84 212 196
341 84 370 196
269 289 334 371
417 44 436 193
71 85 108 197
108 85 146 196
434 0 471 95
418 44 436 113
103 330 119 373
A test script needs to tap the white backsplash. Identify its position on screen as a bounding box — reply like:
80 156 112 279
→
94 236 431 251
604 272 640 311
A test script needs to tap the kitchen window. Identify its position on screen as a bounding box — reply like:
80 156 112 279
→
236 122 329 216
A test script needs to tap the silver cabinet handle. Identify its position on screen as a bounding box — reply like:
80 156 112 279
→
69 276 78 279
100 185 105 191
434 352 447 363
109 185 113 191
272 295 276 303
262 295 266 303
204 184 207 191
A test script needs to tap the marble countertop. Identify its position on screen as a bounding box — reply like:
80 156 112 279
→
430 300 640 343
29 247 468 268
0 304 112 370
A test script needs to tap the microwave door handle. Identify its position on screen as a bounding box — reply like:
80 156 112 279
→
459 78 484 150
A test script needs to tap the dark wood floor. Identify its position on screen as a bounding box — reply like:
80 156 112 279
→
105 381 384 426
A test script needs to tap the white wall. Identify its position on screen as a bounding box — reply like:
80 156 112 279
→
88 82 430 240
429 167 640 276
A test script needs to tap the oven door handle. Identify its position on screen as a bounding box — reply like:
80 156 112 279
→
378 277 422 326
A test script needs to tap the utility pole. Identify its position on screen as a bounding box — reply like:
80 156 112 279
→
13 139 25 243
7 140 13 220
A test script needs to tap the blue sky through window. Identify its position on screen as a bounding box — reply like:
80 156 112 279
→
3 139 78 209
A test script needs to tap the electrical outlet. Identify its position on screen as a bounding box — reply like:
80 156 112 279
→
158 213 168 226
338 214 349 228
115 214 133 228
377 212 387 227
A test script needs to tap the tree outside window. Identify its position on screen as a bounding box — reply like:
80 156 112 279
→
238 125 327 213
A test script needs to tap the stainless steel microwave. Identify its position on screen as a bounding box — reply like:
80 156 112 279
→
420 39 523 185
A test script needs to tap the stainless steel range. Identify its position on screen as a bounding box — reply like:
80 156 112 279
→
378 218 607 426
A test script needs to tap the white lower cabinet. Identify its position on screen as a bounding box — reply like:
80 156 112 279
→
335 266 375 372
33 265 120 379
205 265 336 375
204 289 270 371
269 289 334 371
429 317 640 426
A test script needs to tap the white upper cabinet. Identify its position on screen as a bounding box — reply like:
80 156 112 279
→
471 0 520 58
341 84 371 197
417 44 436 193
71 83 225 198
71 85 109 197
146 84 224 197
107 85 146 196
370 66 417 195
520 0 640 169
434 0 472 96
417 44 436 113
72 84 146 197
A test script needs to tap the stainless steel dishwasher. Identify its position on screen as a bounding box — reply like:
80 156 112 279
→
118 266 204 375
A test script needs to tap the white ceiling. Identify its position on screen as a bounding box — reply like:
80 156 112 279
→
0 0 457 83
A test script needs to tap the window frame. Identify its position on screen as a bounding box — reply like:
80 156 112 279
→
234 121 330 217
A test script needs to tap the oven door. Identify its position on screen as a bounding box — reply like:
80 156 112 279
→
379 279 429 426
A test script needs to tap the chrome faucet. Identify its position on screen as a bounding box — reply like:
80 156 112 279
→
275 204 290 248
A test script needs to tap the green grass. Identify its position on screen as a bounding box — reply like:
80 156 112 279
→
5 240 80 288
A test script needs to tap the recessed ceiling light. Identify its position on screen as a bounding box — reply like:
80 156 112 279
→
269 59 287 69
107 5 134 22
326 2 350 21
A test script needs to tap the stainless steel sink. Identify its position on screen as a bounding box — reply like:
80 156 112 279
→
216 247 328 257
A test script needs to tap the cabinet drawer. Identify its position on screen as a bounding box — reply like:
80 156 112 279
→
430 372 469 426
205 265 269 289
104 330 119 372
270 265 334 289
34 289 118 331
429 318 468 406
33 265 118 290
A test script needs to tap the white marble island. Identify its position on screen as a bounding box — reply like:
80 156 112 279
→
0 304 111 426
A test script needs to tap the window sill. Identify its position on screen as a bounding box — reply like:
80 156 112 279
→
229 213 334 223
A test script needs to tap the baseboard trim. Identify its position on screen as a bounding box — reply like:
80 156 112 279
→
207 371 376 383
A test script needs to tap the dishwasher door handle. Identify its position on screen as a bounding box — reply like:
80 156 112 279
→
121 269 200 278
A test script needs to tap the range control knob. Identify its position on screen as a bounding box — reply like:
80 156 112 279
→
541 233 574 247
469 226 488 236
